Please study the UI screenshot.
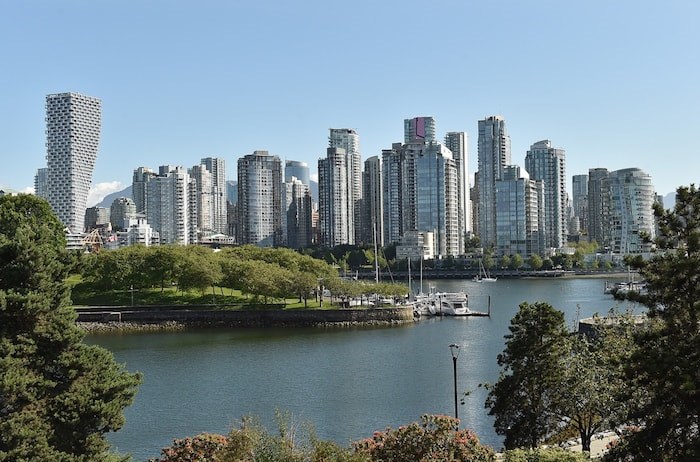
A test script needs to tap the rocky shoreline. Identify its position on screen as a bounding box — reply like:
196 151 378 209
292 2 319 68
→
77 321 187 334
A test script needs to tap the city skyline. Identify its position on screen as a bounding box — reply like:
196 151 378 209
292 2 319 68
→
1 1 698 202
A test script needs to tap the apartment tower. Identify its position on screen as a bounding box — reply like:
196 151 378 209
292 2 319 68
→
200 157 227 234
237 151 283 247
445 131 470 250
328 129 362 244
525 140 567 250
362 156 383 246
477 116 511 249
572 174 588 234
44 92 101 232
318 147 349 247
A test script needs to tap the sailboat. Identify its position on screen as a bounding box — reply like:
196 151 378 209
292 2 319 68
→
474 259 497 282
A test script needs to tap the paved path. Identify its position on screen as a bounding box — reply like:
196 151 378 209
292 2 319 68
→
494 431 618 460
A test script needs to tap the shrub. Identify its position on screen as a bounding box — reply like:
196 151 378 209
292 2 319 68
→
353 414 495 461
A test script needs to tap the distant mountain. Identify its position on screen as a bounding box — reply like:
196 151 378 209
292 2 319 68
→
662 191 676 210
96 185 132 208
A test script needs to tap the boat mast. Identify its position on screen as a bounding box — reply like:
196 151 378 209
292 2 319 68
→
408 257 412 296
373 220 379 284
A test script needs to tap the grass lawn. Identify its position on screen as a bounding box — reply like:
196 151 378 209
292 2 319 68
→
67 275 334 310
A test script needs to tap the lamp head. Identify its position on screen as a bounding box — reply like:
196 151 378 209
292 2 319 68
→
449 343 460 359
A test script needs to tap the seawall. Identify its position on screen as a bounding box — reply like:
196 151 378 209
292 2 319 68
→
76 306 415 331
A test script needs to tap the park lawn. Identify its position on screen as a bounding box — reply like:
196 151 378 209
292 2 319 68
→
67 274 334 309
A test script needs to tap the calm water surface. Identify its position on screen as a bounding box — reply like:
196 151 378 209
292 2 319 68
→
88 277 640 461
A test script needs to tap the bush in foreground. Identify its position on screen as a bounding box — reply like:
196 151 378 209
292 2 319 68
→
151 414 495 462
353 414 494 462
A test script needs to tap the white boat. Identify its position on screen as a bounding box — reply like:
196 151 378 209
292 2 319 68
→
474 259 498 282
414 286 471 316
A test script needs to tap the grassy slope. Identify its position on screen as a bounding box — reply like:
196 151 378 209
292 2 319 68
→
66 275 332 310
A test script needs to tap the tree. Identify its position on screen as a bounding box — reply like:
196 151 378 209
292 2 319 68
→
177 246 222 296
553 317 635 453
510 254 524 270
528 254 543 270
0 195 141 461
500 255 511 269
146 245 182 292
605 185 700 461
485 302 569 450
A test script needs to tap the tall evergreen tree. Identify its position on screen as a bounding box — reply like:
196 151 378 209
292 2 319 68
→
606 185 700 461
485 302 569 449
0 195 141 461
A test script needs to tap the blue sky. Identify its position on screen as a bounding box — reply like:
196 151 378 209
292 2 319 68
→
1 0 698 204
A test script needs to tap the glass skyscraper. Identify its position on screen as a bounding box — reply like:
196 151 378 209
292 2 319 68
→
477 116 511 249
525 140 567 250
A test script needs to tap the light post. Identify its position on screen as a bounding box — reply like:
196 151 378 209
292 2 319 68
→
449 343 460 423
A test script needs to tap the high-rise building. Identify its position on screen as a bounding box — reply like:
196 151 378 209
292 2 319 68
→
285 160 310 186
188 164 213 237
495 166 545 257
284 177 313 249
318 147 349 247
237 151 283 247
572 174 588 234
404 116 436 143
34 167 48 199
110 197 137 231
525 140 567 250
200 157 227 234
380 118 461 257
477 116 511 249
415 143 460 256
362 156 383 246
381 143 405 246
445 131 470 250
44 92 101 232
587 168 609 247
328 129 362 244
84 206 109 230
132 167 157 214
607 168 656 254
146 166 192 245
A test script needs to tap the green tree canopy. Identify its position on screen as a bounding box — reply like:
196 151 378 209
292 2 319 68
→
606 185 700 461
528 254 543 270
0 195 141 461
510 254 524 270
485 302 569 450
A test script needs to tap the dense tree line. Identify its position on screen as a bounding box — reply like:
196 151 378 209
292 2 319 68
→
81 244 408 307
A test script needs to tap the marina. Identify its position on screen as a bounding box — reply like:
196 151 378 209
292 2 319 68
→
89 277 641 460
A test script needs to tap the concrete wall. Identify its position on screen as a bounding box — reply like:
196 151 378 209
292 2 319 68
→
76 307 415 327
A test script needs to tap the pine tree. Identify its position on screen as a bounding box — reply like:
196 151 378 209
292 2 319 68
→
0 195 141 461
606 185 700 461
485 301 569 450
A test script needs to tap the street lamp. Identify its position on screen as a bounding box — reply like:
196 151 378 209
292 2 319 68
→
449 343 460 423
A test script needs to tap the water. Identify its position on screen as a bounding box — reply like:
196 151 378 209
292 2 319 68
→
88 277 639 460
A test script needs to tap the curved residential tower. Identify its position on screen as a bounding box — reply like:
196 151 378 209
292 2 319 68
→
45 92 101 233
